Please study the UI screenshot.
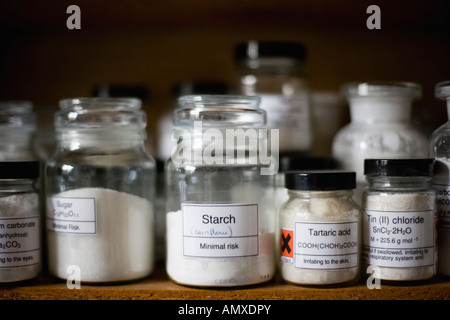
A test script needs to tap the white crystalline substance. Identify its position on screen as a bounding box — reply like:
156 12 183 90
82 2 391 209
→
47 188 154 283
279 195 361 285
166 210 275 287
364 193 436 281
0 193 40 283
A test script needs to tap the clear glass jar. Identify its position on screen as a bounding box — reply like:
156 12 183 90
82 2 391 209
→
362 159 437 283
279 171 361 286
165 95 276 287
234 40 312 154
0 161 41 283
429 80 450 277
332 82 428 205
0 101 37 161
45 98 156 283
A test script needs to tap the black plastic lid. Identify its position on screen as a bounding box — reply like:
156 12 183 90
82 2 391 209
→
285 170 356 191
364 159 434 177
279 156 338 173
234 41 306 61
0 161 40 179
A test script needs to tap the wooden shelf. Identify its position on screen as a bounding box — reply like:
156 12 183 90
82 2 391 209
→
1 264 449 301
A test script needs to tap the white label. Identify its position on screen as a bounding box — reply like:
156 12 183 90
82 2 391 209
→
363 209 435 267
0 216 40 268
294 221 359 270
46 196 96 234
433 183 450 231
182 203 259 258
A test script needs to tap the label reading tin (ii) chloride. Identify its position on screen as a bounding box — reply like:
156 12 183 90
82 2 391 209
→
363 210 435 268
182 203 259 258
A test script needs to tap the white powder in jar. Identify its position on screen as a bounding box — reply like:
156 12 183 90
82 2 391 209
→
279 194 361 286
363 192 437 281
166 210 275 287
0 193 41 283
46 187 154 283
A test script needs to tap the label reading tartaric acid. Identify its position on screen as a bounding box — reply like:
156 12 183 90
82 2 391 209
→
46 196 96 234
182 203 259 258
363 209 435 268
287 221 359 270
0 216 40 268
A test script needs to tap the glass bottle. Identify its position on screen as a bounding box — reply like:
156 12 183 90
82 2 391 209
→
332 82 428 205
0 161 41 283
45 97 156 283
362 158 437 283
0 101 37 161
279 171 361 286
429 80 450 277
165 95 276 287
234 40 312 155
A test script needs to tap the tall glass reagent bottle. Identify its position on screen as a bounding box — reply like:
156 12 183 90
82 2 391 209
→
0 101 37 161
165 95 276 287
429 80 450 277
46 98 156 283
234 40 312 155
332 82 428 204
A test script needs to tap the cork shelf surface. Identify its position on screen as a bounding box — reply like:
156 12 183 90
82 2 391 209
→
0 264 449 301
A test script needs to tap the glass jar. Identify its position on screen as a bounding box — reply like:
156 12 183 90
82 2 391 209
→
279 171 361 286
0 101 37 161
0 161 41 283
165 95 276 287
332 82 428 205
429 80 450 277
362 159 437 283
234 40 312 154
45 98 156 283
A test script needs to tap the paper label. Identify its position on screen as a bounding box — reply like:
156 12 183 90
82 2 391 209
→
290 221 359 270
46 196 96 234
0 216 40 268
363 209 435 267
182 203 259 258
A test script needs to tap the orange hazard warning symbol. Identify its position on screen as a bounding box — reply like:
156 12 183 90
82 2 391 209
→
280 229 293 258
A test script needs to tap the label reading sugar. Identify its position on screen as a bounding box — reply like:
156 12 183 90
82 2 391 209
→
0 216 40 268
182 203 259 258
46 196 96 234
363 209 435 268
293 221 359 270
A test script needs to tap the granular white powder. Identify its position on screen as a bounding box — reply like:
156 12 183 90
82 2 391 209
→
0 193 40 283
279 193 361 286
47 187 154 283
166 210 274 287
363 193 436 281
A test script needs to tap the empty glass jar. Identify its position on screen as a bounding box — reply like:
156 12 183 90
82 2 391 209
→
234 40 312 155
165 95 276 287
45 98 156 283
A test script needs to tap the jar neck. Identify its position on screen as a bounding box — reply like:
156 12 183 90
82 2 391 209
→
287 189 353 199
349 97 412 123
0 179 36 194
366 176 432 191
56 128 147 150
238 58 304 76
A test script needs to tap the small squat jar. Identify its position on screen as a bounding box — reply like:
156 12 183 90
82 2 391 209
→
429 81 450 277
279 171 361 286
46 98 156 284
0 161 41 283
362 159 437 283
